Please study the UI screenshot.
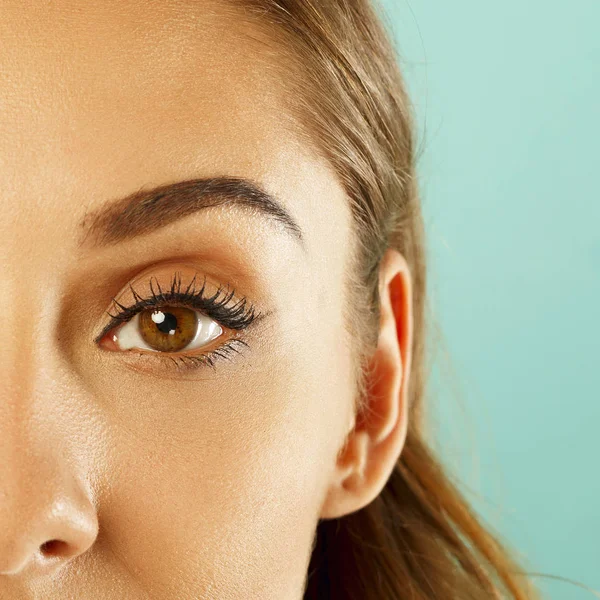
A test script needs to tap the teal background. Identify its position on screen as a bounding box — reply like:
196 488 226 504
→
379 1 600 597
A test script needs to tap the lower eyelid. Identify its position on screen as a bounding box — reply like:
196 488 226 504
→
100 336 250 378
166 342 245 372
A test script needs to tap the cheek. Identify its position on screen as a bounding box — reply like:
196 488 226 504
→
94 310 355 597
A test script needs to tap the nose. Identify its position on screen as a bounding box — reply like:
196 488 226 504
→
0 443 99 577
0 275 100 580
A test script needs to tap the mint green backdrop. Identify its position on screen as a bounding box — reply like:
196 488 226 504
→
379 1 600 597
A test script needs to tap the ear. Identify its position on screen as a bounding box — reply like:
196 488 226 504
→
319 248 413 520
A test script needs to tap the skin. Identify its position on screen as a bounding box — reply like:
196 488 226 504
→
0 1 413 598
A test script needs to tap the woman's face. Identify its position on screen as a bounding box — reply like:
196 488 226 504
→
1 1 359 598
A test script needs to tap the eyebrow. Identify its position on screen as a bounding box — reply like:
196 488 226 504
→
78 176 305 250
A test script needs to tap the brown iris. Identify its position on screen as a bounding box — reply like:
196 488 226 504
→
138 306 198 352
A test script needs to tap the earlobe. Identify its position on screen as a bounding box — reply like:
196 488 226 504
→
319 248 413 520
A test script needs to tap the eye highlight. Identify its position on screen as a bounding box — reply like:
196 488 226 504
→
95 271 262 372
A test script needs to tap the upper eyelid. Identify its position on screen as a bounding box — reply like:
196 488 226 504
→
93 276 260 345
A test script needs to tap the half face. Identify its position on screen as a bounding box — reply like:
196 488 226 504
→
0 1 358 598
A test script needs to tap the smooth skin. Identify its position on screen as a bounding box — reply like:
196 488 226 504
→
0 1 413 598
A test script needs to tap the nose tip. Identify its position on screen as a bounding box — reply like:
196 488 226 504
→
0 496 99 577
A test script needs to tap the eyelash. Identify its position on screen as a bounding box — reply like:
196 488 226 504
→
95 272 261 373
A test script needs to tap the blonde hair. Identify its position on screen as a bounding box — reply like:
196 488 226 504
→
235 0 542 597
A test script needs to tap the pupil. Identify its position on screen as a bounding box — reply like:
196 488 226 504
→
154 311 178 335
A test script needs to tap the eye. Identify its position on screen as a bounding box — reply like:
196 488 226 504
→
94 272 264 373
110 305 223 353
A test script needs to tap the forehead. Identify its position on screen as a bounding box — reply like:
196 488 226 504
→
0 0 350 264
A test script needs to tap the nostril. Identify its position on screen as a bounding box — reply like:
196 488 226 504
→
40 539 69 558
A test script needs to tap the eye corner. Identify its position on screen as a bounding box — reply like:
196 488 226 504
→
93 328 108 347
94 324 119 350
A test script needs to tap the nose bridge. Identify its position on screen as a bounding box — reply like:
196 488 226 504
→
1 248 68 425
2 257 54 467
0 266 99 578
2 257 34 423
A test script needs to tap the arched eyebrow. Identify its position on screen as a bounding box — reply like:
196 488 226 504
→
78 176 305 251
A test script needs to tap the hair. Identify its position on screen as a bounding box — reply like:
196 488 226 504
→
232 0 542 598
